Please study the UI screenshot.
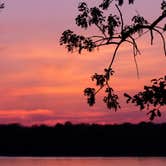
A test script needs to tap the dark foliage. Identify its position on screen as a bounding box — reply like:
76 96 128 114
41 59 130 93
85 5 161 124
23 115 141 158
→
0 122 166 156
0 1 4 9
99 0 135 9
60 30 95 53
124 76 166 120
84 88 95 106
103 87 121 111
60 0 166 119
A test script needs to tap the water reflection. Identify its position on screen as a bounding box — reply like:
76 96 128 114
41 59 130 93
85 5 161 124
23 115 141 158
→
0 157 166 166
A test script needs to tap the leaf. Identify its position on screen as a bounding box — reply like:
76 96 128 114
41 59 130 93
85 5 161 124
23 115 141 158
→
0 3 4 9
88 94 95 106
157 110 162 117
118 0 124 6
129 0 134 4
147 110 156 121
124 93 132 103
161 1 166 11
104 87 120 111
107 14 120 37
89 7 105 25
99 0 112 10
124 93 132 99
163 24 166 31
78 2 88 12
151 79 157 82
84 88 96 106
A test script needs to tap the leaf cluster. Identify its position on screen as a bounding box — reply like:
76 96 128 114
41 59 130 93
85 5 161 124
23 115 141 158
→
60 30 95 53
124 76 166 120
0 2 4 9
60 0 154 55
103 87 120 111
76 2 106 29
161 0 166 14
100 0 135 10
92 68 114 87
84 68 120 111
84 88 95 106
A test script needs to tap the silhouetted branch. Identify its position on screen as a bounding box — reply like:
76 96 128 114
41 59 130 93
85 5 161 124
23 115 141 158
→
124 76 166 120
60 0 166 119
108 41 122 69
153 28 166 56
115 4 124 33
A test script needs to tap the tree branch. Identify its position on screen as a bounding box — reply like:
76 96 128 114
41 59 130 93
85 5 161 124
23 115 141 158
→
153 28 166 56
115 4 124 33
108 40 123 69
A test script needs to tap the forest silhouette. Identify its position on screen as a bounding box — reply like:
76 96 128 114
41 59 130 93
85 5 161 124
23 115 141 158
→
0 122 166 156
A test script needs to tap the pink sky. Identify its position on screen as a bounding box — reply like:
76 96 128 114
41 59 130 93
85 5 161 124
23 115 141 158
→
0 0 166 125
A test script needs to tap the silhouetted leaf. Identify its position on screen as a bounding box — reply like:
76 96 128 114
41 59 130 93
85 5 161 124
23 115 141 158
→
107 14 120 37
99 0 112 10
60 30 95 53
124 93 131 99
104 68 114 80
76 2 89 29
84 88 96 106
92 73 106 87
124 93 132 103
127 76 166 120
151 78 157 83
118 0 124 6
163 24 166 31
78 2 88 12
157 110 162 117
161 0 166 11
0 3 4 9
99 0 134 9
103 87 120 111
89 7 105 25
129 0 134 4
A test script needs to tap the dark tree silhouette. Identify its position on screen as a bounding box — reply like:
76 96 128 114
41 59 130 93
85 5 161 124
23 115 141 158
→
60 0 166 120
1 122 166 156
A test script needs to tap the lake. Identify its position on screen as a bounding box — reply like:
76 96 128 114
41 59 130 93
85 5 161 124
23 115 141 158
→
0 157 166 166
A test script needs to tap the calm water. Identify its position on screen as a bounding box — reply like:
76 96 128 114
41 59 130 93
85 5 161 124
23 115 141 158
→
0 157 166 166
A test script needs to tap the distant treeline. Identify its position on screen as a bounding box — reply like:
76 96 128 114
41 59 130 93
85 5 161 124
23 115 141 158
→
0 122 166 156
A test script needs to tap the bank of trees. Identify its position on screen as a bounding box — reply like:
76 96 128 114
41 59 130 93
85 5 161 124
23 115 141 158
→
0 122 166 156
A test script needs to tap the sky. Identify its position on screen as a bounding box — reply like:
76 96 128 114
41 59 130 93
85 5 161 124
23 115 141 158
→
0 0 166 125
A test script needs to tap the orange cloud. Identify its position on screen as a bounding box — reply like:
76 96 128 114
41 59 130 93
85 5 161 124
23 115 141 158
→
0 109 53 117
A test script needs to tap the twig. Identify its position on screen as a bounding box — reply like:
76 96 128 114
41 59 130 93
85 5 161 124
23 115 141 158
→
153 28 166 56
115 4 124 33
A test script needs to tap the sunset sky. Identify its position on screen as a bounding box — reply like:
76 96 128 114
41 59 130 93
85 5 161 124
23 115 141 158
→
0 0 166 125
